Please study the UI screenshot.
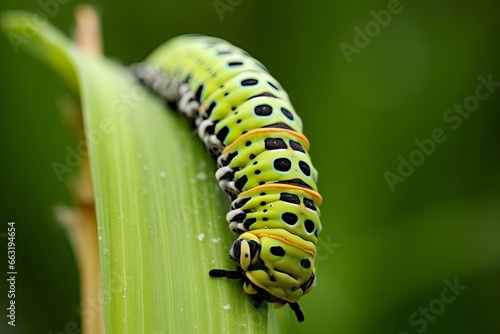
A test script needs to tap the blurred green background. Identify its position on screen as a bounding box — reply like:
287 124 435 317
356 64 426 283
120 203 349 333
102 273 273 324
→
1 0 499 333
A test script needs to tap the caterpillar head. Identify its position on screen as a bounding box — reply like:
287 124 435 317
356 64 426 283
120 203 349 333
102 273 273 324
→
209 231 316 322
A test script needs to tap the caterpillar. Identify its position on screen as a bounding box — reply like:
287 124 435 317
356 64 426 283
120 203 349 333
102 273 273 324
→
133 35 322 322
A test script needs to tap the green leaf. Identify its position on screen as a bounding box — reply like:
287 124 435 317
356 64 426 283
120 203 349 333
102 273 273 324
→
2 11 277 333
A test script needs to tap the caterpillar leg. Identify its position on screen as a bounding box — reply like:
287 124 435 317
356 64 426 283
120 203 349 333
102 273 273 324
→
253 296 304 322
131 63 200 119
197 118 225 158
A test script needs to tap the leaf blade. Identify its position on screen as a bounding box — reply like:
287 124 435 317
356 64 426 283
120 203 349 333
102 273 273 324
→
2 11 270 333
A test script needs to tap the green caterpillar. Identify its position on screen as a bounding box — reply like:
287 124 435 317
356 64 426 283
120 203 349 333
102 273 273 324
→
133 35 322 322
